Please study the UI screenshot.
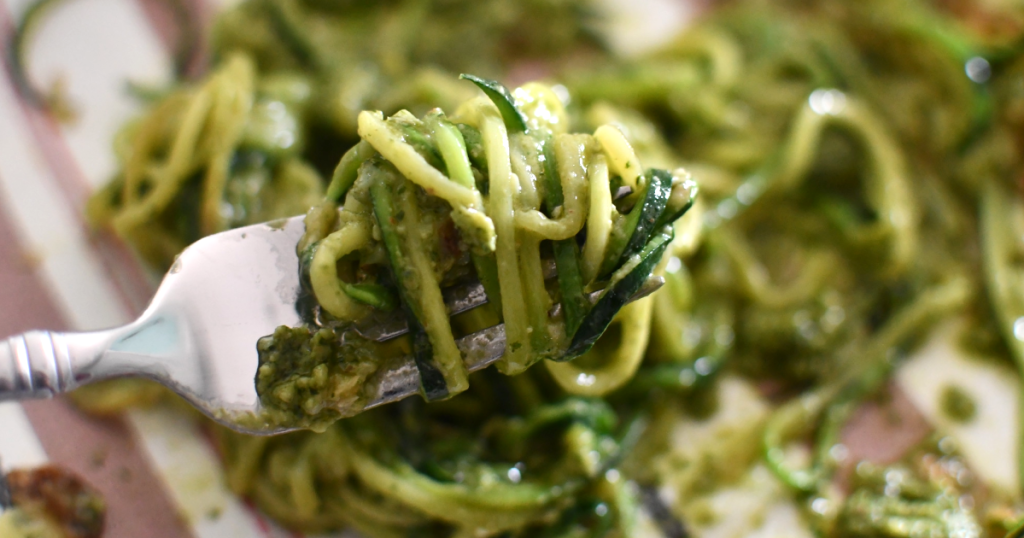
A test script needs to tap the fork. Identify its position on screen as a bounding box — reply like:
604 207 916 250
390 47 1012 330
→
0 216 661 435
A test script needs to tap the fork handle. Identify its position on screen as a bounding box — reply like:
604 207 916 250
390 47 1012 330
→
0 330 114 400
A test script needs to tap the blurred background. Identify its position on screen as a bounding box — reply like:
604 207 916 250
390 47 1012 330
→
3 1 1024 537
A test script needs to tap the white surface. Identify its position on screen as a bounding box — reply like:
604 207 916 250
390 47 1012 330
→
657 378 815 538
898 322 1022 497
0 63 129 331
10 0 171 188
0 402 48 471
593 0 695 57
699 466 815 538
127 406 266 538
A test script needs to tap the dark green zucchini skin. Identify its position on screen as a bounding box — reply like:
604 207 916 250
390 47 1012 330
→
599 169 673 278
654 173 699 230
472 253 503 318
368 161 449 400
563 227 675 360
540 138 589 337
326 141 374 203
343 283 397 311
406 315 449 401
459 74 529 133
655 199 695 232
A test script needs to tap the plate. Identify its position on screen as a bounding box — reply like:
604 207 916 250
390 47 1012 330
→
0 1 1017 537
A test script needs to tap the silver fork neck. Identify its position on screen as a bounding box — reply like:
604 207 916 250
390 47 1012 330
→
0 329 111 399
0 315 180 401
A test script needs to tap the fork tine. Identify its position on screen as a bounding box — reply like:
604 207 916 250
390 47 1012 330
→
353 281 489 342
360 276 664 410
357 274 665 343
364 324 506 409
354 259 556 342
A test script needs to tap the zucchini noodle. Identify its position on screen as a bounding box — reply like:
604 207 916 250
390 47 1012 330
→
466 100 533 373
309 220 374 321
88 53 322 267
770 91 919 274
581 155 613 283
593 125 642 192
545 293 655 396
357 111 485 210
115 54 255 236
268 78 696 408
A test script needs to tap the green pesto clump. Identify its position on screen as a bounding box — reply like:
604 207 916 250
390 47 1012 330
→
256 326 379 431
940 385 977 424
834 438 981 538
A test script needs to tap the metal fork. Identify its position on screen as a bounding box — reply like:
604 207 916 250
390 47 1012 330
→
0 217 661 435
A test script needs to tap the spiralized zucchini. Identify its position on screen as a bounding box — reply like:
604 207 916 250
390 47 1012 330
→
258 77 697 416
88 54 323 267
80 0 600 270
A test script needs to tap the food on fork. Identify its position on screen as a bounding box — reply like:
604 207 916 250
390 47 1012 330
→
254 76 697 430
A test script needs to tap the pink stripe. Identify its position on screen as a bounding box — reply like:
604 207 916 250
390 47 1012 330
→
0 4 156 317
22 398 196 538
199 414 278 538
134 0 212 79
0 175 71 335
244 499 274 535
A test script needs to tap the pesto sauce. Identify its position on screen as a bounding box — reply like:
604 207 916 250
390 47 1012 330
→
837 438 981 538
940 384 977 424
255 325 380 432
